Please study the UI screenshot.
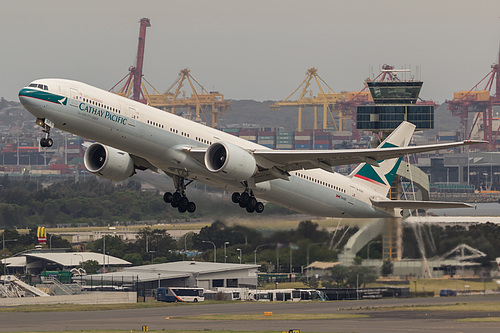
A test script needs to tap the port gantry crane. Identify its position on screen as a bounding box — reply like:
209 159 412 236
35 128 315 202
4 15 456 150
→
109 18 230 128
148 68 231 128
270 68 344 132
447 49 500 150
110 18 152 104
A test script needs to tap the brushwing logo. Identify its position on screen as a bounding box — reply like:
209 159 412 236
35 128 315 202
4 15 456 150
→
58 97 67 105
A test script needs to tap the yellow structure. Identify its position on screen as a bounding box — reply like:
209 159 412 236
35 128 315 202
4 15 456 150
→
148 69 231 128
270 68 344 131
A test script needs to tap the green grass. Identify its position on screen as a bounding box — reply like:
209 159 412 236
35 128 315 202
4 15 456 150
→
174 313 368 320
369 301 500 312
0 331 319 333
457 317 500 322
367 278 499 296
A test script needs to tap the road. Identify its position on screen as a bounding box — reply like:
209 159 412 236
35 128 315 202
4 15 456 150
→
1 295 499 332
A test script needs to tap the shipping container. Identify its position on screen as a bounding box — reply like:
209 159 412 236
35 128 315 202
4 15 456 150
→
294 144 311 150
294 139 312 145
276 144 293 150
314 144 331 150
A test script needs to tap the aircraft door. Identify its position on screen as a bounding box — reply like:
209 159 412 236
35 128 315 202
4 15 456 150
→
69 88 80 107
128 107 138 126
347 185 356 205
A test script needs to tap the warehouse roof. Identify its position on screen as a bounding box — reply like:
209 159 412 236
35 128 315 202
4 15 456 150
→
24 252 131 266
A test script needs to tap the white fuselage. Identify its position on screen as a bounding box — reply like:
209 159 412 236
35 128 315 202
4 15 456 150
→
19 79 394 218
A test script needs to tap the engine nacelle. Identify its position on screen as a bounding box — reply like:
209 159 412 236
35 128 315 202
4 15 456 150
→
84 143 135 181
204 142 257 181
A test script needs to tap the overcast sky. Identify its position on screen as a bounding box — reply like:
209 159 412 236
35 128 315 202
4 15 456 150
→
2 0 500 103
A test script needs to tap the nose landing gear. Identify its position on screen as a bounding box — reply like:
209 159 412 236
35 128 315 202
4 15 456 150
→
37 118 53 148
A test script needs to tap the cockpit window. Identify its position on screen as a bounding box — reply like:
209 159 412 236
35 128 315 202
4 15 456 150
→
28 83 48 90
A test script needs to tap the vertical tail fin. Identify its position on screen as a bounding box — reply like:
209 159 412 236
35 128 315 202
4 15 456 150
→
348 121 416 196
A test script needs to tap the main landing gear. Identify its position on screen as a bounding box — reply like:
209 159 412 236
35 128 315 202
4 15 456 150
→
163 176 196 213
231 191 264 214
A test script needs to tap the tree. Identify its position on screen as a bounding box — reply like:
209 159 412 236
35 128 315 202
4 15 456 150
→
82 260 101 274
381 260 394 276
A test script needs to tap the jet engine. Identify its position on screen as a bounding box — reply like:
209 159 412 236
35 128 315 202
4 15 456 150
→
204 142 257 181
84 143 135 181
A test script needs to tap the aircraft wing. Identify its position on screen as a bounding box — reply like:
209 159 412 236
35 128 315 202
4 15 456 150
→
251 140 484 172
370 198 472 209
183 140 484 182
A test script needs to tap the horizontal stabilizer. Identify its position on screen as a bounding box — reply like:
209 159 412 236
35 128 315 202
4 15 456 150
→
370 198 472 210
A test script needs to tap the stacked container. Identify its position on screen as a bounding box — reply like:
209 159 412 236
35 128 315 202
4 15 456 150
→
294 130 313 150
313 130 332 150
276 131 294 150
223 128 241 137
239 128 258 143
257 131 276 149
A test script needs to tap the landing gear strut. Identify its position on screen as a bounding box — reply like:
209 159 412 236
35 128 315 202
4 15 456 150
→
163 176 196 213
38 119 53 148
231 190 264 214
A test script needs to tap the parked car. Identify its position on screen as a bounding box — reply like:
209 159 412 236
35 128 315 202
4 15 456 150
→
439 289 456 297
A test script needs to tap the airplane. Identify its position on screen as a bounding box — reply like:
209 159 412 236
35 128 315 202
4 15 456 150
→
18 79 482 218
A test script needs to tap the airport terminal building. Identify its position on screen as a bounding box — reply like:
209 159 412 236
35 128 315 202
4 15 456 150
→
78 261 259 291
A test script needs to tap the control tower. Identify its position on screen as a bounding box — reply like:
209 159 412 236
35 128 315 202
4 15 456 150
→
340 67 434 267
357 80 433 131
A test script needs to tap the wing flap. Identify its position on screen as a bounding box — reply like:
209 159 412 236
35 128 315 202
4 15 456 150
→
370 198 472 209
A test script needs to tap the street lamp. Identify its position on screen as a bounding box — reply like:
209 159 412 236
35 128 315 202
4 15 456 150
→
149 250 155 263
254 243 274 265
1 232 17 250
73 253 84 269
202 241 217 262
306 242 325 281
49 233 60 249
224 242 229 263
236 248 242 264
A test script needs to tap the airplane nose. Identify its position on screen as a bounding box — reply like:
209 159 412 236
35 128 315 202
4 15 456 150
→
18 87 43 116
18 87 36 104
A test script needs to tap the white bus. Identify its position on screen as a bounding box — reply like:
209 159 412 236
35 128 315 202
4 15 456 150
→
156 287 204 302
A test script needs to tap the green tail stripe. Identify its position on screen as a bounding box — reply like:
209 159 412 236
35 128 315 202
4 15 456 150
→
356 164 386 184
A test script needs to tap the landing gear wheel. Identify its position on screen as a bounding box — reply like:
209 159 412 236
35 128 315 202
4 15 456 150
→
239 192 250 205
46 138 53 147
172 192 182 204
246 205 255 213
231 192 241 203
247 197 257 210
40 138 47 147
255 202 265 213
178 205 187 213
179 196 189 209
171 201 179 208
163 192 173 203
187 202 196 213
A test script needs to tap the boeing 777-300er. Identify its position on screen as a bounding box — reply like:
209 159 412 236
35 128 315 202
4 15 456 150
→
19 79 482 217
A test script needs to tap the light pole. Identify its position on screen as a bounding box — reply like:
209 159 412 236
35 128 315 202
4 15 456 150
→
49 233 60 249
73 253 84 269
224 242 229 263
254 243 274 265
2 232 17 250
237 248 242 264
158 273 161 288
202 241 217 262
149 250 155 263
306 242 325 281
